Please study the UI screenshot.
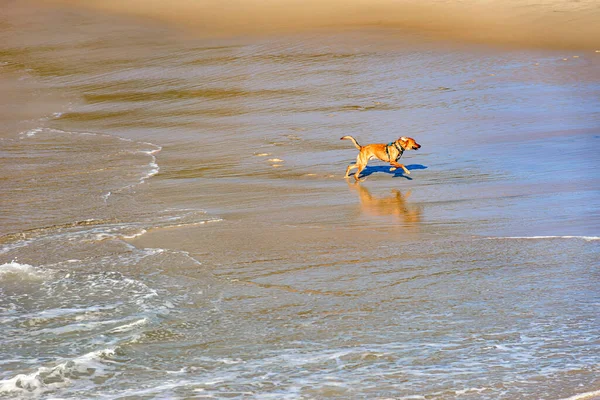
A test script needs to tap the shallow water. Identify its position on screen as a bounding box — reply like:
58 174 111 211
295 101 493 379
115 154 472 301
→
1 2 599 399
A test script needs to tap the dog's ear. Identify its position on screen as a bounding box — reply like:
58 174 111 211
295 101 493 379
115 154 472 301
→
400 136 407 141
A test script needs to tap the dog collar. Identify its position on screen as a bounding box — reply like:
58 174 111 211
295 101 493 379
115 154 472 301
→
386 142 404 162
385 142 404 161
394 142 405 154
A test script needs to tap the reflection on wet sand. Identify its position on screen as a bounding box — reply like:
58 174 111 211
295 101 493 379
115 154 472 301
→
349 182 422 225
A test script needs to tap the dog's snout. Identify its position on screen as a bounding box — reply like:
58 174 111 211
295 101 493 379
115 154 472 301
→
413 144 421 150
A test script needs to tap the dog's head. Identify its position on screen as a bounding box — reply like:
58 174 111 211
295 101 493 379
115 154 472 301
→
398 137 421 150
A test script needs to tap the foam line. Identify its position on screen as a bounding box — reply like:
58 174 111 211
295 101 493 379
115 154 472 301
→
486 236 599 242
559 389 600 400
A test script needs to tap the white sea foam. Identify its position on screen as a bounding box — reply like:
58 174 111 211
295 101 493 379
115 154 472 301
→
560 389 600 400
154 218 224 231
20 305 113 322
19 127 43 138
486 236 600 242
101 191 112 202
0 262 51 281
121 229 148 239
455 387 488 395
0 348 116 396
107 318 148 333
138 145 162 184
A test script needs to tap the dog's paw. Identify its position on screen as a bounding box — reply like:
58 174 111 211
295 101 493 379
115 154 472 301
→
404 170 411 175
389 167 397 172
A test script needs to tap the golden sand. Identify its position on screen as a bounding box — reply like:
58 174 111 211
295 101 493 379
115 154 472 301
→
38 0 600 49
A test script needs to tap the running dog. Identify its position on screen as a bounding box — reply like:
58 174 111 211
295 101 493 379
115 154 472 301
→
341 135 421 181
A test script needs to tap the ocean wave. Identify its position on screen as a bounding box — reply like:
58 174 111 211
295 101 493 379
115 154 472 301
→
48 127 163 193
0 261 53 281
1 266 162 321
17 127 162 200
1 209 220 256
0 348 116 397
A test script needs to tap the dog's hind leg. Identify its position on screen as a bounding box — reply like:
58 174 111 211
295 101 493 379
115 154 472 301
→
354 162 367 181
345 163 358 178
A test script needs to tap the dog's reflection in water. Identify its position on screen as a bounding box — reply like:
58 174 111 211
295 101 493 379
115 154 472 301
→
349 183 422 224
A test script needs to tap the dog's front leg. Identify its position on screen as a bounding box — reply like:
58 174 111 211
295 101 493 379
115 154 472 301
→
390 161 410 175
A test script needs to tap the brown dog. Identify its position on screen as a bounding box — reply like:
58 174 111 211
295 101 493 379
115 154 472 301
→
341 135 421 181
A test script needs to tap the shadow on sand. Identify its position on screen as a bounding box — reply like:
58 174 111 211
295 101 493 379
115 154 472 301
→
357 164 428 180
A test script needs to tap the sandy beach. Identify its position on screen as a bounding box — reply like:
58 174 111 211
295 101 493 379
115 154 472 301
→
44 0 600 49
1 1 599 398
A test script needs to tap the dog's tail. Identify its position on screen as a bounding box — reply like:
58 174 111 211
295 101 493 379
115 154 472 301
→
340 135 361 150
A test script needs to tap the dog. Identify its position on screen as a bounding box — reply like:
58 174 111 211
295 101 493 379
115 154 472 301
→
341 135 421 181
